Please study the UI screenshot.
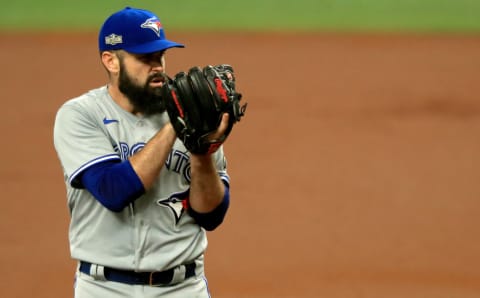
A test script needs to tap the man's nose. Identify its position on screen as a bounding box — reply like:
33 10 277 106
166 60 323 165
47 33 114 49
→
151 61 163 71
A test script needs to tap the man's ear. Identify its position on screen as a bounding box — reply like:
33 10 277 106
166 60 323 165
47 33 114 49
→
101 51 120 74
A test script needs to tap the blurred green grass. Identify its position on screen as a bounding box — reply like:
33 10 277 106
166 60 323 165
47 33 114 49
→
1 0 480 32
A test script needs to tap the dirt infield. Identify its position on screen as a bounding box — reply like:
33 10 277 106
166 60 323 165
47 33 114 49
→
1 31 480 297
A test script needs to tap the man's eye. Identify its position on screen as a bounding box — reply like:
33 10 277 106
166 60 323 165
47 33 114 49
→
136 52 164 63
138 55 150 62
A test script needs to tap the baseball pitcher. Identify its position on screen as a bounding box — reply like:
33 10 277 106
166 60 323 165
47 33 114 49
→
53 7 246 298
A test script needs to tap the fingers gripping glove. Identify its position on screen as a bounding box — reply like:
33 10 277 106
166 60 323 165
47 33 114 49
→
162 64 247 154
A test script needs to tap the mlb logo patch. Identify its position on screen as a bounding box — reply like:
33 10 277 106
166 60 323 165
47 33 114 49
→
105 33 123 45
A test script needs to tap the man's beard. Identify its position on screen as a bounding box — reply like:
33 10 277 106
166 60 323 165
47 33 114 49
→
118 63 166 116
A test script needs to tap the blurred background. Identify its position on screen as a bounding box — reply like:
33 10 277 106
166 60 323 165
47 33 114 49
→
2 0 480 32
1 1 480 297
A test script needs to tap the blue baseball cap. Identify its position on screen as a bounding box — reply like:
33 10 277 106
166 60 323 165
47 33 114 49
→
99 7 184 54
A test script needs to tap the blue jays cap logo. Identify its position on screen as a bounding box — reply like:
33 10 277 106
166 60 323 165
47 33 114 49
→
141 17 163 37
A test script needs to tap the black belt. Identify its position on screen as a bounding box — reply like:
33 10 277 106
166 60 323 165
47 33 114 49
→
79 261 196 286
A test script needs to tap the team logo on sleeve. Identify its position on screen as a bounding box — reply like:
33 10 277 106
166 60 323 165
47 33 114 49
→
157 189 189 224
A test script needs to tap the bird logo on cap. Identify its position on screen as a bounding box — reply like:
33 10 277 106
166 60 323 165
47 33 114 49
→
141 17 163 37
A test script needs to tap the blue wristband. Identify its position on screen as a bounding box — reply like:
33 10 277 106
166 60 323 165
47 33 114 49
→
188 183 230 231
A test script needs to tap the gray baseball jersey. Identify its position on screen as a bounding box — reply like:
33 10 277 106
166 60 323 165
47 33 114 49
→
53 85 229 272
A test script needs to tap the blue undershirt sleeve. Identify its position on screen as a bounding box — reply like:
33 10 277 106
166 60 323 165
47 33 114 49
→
81 160 145 212
188 182 230 231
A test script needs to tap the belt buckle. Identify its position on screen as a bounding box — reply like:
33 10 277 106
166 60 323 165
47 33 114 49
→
149 271 158 286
